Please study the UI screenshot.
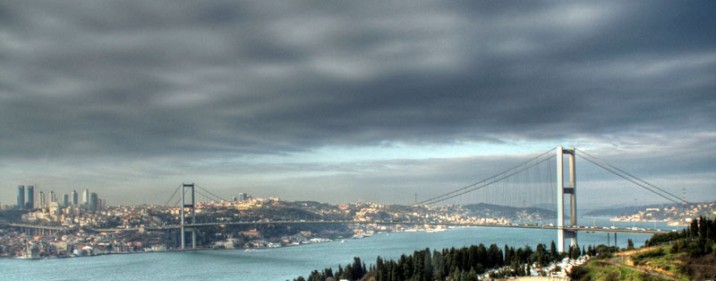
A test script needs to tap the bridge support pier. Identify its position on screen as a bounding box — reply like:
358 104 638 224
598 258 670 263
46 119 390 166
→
180 183 196 250
556 146 577 253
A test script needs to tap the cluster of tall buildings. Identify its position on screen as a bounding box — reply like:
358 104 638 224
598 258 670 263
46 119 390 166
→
16 185 102 212
16 185 35 210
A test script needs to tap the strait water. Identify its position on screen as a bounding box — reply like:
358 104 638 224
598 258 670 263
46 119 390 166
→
1 219 678 281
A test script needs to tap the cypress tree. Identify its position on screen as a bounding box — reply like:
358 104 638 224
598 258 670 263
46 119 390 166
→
376 256 385 281
423 250 433 281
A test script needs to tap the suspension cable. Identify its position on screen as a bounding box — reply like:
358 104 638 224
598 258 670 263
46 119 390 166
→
195 188 221 203
576 149 686 204
163 185 182 207
414 147 556 205
196 185 226 202
419 154 555 205
171 196 181 208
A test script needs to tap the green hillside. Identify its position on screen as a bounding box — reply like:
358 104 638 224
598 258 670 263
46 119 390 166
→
570 217 716 281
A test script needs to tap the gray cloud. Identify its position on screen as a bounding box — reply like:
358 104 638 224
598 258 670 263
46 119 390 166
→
1 1 715 205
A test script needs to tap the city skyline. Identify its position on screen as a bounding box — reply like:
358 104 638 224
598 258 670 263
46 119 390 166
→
0 1 715 207
10 185 102 211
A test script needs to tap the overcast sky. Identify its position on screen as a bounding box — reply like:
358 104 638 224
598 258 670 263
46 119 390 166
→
1 1 714 208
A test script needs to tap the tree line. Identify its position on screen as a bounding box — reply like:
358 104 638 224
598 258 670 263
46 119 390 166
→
645 216 716 257
292 241 591 281
293 217 716 281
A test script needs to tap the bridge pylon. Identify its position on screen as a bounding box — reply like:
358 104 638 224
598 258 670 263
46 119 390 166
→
180 183 196 250
556 146 577 253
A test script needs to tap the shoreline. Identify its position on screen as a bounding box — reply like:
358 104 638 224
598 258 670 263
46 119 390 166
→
1 232 370 261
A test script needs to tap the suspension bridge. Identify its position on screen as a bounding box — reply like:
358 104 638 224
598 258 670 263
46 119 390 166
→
155 146 685 252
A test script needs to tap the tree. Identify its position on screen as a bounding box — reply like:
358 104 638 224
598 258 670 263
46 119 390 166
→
399 254 413 280
627 239 634 250
351 257 365 280
337 264 344 279
569 245 581 259
307 270 323 281
376 256 385 281
466 268 478 281
487 244 503 268
432 250 445 280
550 241 558 261
422 250 433 281
504 245 512 264
533 243 547 266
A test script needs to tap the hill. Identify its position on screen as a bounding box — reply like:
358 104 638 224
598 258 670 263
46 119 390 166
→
570 216 716 281
585 203 673 217
463 203 556 221
571 246 716 281
586 201 716 225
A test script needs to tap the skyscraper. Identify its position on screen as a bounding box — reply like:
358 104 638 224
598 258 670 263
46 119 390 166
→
89 192 98 212
17 185 25 210
50 191 56 203
63 194 69 207
82 189 89 209
26 185 34 209
71 190 78 207
39 191 46 208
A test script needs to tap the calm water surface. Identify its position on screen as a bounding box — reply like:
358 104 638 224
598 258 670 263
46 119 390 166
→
0 219 677 281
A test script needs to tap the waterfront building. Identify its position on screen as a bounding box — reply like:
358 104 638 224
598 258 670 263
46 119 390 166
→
17 185 25 210
26 185 35 209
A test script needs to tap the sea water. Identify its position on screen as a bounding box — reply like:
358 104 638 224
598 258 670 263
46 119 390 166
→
0 219 677 281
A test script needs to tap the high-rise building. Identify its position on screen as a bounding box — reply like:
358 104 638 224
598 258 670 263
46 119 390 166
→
89 192 98 212
63 194 70 207
39 191 46 208
50 191 56 203
71 190 78 207
82 189 89 209
26 185 34 209
17 185 25 210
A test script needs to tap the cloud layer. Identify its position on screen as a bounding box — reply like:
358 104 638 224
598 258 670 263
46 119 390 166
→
1 1 714 205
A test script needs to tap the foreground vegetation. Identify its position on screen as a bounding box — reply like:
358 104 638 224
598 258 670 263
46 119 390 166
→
570 216 716 281
292 217 716 281
292 240 591 281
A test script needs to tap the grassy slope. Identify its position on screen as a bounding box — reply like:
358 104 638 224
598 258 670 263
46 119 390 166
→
572 246 716 281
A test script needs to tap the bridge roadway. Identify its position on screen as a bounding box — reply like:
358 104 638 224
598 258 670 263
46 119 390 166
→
89 220 668 235
4 223 66 231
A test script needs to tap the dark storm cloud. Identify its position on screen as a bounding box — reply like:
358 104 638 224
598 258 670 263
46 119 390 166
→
1 0 715 159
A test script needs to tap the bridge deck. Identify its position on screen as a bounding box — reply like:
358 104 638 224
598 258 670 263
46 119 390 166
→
92 220 666 234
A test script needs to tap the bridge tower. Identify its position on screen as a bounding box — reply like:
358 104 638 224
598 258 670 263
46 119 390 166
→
556 146 577 253
180 183 197 250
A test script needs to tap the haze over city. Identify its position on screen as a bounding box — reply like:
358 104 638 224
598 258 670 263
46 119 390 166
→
1 1 714 207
